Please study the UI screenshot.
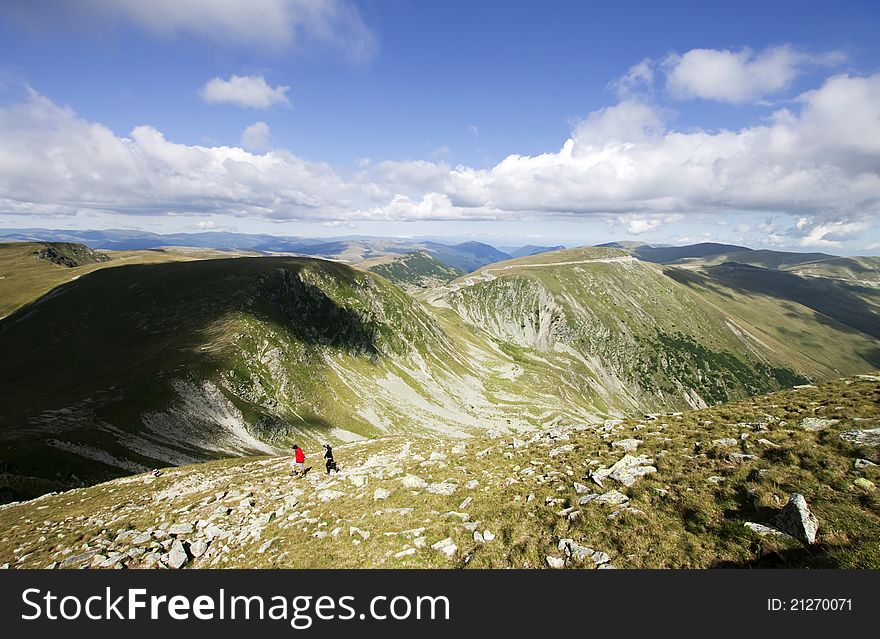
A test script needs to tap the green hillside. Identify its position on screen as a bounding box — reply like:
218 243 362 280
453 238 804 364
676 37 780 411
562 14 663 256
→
2 373 877 569
432 247 810 412
364 251 463 292
1 243 879 504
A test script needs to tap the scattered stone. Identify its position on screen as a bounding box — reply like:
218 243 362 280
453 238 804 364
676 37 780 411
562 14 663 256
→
473 531 485 543
394 548 416 558
712 438 738 448
573 482 591 494
318 490 345 502
557 506 578 518
426 482 457 496
855 459 878 469
442 511 470 522
840 428 880 446
856 375 880 382
557 539 611 566
165 540 188 569
611 439 642 452
545 555 565 569
773 493 819 544
757 439 780 448
131 532 152 545
189 540 209 558
431 538 457 559
400 475 428 490
606 454 656 487
168 523 193 535
204 525 228 540
744 522 786 537
549 444 576 457
799 417 838 431
466 479 479 490
728 453 757 463
349 526 370 540
483 530 495 542
854 478 875 492
59 550 99 569
579 489 628 506
458 496 472 509
373 488 391 501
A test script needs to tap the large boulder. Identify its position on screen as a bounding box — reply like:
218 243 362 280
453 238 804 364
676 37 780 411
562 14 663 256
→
773 493 819 544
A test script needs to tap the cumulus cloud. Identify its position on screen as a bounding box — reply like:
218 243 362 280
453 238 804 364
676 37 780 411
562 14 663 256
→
201 75 290 108
0 88 352 220
664 45 845 104
1 71 879 243
2 0 376 60
240 121 271 150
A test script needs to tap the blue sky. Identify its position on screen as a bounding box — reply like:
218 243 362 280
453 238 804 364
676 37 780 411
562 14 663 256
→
1 0 879 253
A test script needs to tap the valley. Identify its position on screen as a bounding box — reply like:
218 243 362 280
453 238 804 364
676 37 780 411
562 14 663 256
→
0 236 878 568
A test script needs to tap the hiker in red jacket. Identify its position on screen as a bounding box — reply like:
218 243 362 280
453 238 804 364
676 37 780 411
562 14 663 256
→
291 444 306 477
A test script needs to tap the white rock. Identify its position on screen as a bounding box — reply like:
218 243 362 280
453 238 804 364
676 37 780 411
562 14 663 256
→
400 474 428 489
349 526 370 540
606 454 656 487
394 548 416 558
168 523 193 535
427 482 457 495
373 488 391 501
483 530 495 542
189 540 209 558
773 493 819 544
799 417 838 431
473 531 485 543
840 428 880 446
545 555 565 569
165 540 188 569
458 496 472 509
549 444 576 457
611 439 642 452
431 538 458 558
579 489 628 506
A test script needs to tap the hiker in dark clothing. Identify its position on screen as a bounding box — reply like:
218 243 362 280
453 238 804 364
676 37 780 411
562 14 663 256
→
323 444 339 474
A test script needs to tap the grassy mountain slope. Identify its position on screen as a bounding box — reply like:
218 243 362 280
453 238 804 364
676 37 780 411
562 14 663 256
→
0 242 252 319
429 247 810 414
0 256 570 499
362 251 464 292
2 243 879 505
663 261 880 377
2 373 877 569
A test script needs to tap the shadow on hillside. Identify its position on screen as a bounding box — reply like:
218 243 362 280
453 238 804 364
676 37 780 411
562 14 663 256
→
0 257 379 424
666 263 880 340
712 544 845 568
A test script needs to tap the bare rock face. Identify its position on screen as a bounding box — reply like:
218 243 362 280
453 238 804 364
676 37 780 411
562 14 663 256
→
773 493 819 544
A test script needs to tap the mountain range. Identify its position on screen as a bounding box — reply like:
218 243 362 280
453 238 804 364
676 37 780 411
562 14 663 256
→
0 233 878 568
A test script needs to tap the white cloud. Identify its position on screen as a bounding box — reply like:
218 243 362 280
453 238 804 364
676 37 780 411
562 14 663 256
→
240 121 271 151
1 71 879 244
201 75 290 108
4 0 376 60
611 58 654 99
664 45 844 104
0 88 352 220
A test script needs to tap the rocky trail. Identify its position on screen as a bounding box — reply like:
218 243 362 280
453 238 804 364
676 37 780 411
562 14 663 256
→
1 374 878 569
